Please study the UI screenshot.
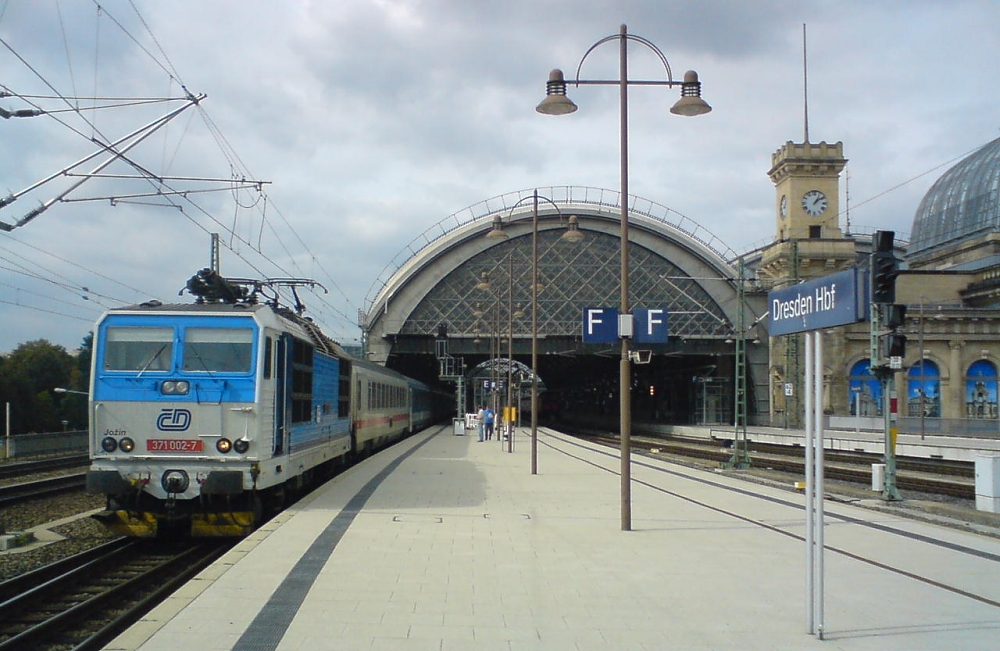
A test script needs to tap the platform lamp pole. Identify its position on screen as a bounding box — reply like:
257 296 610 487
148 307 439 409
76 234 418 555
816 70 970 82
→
506 255 524 453
537 24 711 530
486 191 584 470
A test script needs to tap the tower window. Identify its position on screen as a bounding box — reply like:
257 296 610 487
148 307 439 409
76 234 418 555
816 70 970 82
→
809 225 822 239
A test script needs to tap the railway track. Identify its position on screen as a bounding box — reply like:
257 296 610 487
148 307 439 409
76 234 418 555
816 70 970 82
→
0 537 233 651
0 456 90 482
0 474 87 509
579 434 976 499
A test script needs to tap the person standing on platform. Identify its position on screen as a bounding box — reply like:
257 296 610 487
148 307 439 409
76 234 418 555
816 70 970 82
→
477 405 486 442
484 407 495 440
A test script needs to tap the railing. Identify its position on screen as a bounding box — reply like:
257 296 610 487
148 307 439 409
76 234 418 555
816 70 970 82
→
751 414 1000 441
897 417 1000 440
1 431 88 459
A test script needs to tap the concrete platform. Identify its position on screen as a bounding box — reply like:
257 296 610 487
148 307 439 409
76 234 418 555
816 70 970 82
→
105 425 1000 651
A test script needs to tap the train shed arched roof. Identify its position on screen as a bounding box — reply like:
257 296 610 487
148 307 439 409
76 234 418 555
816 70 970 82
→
362 187 756 363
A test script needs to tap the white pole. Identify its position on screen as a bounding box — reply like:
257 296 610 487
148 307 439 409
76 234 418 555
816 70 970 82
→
804 333 814 633
814 331 825 638
5 402 10 460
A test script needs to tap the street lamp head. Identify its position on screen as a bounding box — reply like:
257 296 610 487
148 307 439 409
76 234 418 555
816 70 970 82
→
54 387 87 396
536 69 578 115
476 272 492 292
485 214 508 240
560 214 585 243
669 70 712 117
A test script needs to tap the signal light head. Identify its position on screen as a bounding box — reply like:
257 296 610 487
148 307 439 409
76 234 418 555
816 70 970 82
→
873 230 895 252
883 333 907 358
871 251 899 304
882 304 907 329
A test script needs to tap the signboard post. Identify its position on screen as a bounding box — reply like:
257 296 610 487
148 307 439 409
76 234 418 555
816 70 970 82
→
767 267 865 639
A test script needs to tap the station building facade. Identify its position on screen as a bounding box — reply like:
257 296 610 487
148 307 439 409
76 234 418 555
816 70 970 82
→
361 135 1000 433
756 136 1000 433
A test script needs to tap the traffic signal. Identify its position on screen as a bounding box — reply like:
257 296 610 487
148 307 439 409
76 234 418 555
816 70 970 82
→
870 230 899 304
882 332 906 358
881 304 906 329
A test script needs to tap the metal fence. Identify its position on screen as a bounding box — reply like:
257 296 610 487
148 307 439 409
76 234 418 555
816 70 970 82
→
750 413 1000 440
2 431 88 459
897 417 1000 440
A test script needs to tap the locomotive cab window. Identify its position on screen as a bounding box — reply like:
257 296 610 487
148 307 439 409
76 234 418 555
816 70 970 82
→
182 328 254 373
103 326 173 372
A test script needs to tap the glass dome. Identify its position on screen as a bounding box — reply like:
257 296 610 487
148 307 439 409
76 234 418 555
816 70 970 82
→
909 136 1000 260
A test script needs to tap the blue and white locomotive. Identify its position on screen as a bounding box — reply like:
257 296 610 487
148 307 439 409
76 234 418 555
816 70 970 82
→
85 270 448 537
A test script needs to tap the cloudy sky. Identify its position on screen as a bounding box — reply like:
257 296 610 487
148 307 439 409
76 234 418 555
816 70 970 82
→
1 0 998 354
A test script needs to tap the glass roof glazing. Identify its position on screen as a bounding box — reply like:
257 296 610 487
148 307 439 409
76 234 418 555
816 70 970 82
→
401 230 732 339
909 137 1000 259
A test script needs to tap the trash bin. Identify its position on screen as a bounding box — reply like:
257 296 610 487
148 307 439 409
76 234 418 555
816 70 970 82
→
975 454 1000 513
871 463 885 491
453 418 465 436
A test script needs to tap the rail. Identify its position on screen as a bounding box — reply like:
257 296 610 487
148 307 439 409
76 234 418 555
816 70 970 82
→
0 473 87 508
0 539 232 651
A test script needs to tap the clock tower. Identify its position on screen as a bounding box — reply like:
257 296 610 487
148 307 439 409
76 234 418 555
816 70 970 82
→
758 140 855 428
769 140 846 241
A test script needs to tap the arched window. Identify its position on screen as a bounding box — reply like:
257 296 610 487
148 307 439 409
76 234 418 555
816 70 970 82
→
907 360 940 417
848 360 882 417
965 360 998 419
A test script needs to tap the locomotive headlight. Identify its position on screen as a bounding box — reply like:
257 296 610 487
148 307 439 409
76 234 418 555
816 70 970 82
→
216 438 233 453
119 437 135 453
161 381 190 395
233 438 250 454
161 469 190 494
101 436 118 453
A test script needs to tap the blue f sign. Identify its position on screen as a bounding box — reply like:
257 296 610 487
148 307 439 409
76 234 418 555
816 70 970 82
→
582 307 619 343
634 308 669 343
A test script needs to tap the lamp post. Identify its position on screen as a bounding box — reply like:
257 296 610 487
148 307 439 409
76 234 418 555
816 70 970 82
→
537 24 711 530
477 264 518 450
54 387 88 437
486 190 583 472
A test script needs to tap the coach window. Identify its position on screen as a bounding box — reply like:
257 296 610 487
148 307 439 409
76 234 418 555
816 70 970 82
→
338 359 351 417
104 326 173 372
183 328 254 373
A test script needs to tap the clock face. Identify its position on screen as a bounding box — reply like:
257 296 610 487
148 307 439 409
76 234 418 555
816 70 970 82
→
801 190 828 216
779 195 788 219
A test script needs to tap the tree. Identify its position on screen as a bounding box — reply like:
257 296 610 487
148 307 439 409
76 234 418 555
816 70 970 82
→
1 339 81 433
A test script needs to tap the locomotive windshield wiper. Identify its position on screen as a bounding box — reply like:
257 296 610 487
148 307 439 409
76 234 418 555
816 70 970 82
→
136 343 169 378
186 348 217 378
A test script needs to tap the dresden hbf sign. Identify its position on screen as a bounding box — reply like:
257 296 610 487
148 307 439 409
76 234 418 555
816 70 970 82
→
769 268 867 336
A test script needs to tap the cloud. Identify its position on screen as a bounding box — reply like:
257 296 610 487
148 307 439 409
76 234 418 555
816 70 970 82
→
1 0 998 352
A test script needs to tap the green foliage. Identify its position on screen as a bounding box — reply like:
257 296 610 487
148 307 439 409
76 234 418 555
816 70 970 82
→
0 335 91 434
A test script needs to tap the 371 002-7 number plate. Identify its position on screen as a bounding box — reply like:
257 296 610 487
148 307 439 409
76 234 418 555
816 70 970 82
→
147 439 204 452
